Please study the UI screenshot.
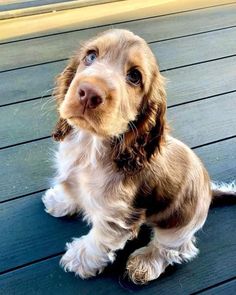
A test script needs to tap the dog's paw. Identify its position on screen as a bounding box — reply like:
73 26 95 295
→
60 236 113 279
126 246 166 284
42 186 78 217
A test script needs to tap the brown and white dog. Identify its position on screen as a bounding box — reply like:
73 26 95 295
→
42 29 236 284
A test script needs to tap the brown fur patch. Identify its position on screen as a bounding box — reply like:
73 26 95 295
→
155 192 198 229
133 186 173 216
52 118 72 141
111 72 167 175
52 56 79 141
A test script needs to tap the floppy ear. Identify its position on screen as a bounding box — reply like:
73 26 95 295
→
112 71 167 175
52 118 72 141
52 56 79 141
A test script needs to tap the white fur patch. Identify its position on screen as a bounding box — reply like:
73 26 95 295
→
42 185 79 217
60 233 115 279
211 181 236 193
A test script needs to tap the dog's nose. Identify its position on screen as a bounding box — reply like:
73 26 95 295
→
78 83 103 109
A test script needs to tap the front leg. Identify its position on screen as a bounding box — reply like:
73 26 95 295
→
42 182 80 217
60 221 137 278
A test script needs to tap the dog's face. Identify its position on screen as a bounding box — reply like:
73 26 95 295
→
58 29 162 137
54 29 167 173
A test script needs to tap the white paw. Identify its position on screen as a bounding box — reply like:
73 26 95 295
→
126 246 167 284
42 186 78 217
60 236 113 279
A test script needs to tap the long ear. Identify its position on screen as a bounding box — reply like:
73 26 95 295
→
52 118 72 141
52 56 78 141
112 71 167 175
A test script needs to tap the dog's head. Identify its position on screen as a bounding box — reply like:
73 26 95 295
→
53 29 167 174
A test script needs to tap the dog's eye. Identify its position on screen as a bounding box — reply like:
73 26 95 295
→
85 51 97 65
127 68 142 85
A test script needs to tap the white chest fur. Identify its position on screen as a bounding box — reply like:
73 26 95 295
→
54 130 128 224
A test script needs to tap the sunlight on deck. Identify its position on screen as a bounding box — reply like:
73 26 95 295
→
0 0 229 41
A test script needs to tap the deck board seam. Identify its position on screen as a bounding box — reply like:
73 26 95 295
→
1 89 236 150
2 78 236 109
0 94 51 108
0 251 64 276
1 135 236 204
0 252 235 291
148 25 236 44
0 189 47 205
167 90 236 109
191 276 236 294
0 136 51 150
191 135 236 150
0 92 236 150
1 89 236 110
161 53 236 72
0 1 235 45
1 26 236 74
0 58 67 74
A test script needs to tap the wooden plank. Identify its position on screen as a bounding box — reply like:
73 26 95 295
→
152 26 236 70
0 60 65 105
0 60 66 106
1 27 236 105
1 0 234 42
195 139 236 183
167 92 236 147
0 0 78 12
1 90 236 149
1 3 236 71
0 0 120 16
0 201 235 294
0 192 88 273
198 280 236 295
0 139 53 201
0 98 56 148
0 120 236 202
166 56 236 105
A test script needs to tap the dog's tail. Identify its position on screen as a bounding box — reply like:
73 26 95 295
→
211 181 236 207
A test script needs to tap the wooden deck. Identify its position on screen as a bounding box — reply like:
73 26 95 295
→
0 1 236 294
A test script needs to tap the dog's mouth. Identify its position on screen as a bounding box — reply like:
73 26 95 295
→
68 114 90 125
67 112 100 134
68 114 86 120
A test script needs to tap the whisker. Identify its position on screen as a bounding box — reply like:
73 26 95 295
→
130 121 139 139
40 86 58 99
41 97 56 112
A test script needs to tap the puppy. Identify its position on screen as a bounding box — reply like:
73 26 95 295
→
42 29 236 284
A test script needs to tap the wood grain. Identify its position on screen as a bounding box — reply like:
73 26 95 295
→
0 192 87 273
0 98 56 148
152 26 236 70
0 60 66 105
197 279 236 295
195 139 236 183
0 138 54 201
1 3 236 71
1 91 236 149
167 92 236 147
0 203 235 294
1 0 234 42
166 56 236 105
1 27 236 105
0 136 236 202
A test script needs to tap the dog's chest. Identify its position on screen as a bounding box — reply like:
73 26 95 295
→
58 131 123 218
77 164 109 214
75 157 129 224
